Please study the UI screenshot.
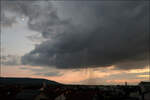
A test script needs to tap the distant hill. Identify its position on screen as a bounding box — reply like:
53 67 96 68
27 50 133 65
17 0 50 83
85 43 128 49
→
0 77 61 87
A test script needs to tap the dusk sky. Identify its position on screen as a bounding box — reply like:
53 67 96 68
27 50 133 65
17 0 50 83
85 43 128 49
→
1 0 150 85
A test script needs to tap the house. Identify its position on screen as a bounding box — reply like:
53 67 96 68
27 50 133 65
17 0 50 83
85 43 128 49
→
139 81 150 100
15 89 49 100
55 93 66 100
139 81 150 93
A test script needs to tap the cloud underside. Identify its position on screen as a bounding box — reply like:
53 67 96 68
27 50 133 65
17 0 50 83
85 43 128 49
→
1 55 21 66
2 0 149 69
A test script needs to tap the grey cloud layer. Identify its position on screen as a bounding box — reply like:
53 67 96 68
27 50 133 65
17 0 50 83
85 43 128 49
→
34 72 63 77
1 55 21 66
2 0 149 69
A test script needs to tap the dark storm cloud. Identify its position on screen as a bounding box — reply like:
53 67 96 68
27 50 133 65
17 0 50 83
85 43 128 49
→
2 0 149 69
114 55 149 70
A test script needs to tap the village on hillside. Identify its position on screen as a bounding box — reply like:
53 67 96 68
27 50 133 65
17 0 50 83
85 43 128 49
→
0 78 150 100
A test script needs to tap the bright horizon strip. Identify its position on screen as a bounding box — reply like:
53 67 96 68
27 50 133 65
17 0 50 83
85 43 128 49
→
1 65 149 85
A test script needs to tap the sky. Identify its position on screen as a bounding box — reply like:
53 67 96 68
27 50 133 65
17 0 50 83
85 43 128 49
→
0 0 150 85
